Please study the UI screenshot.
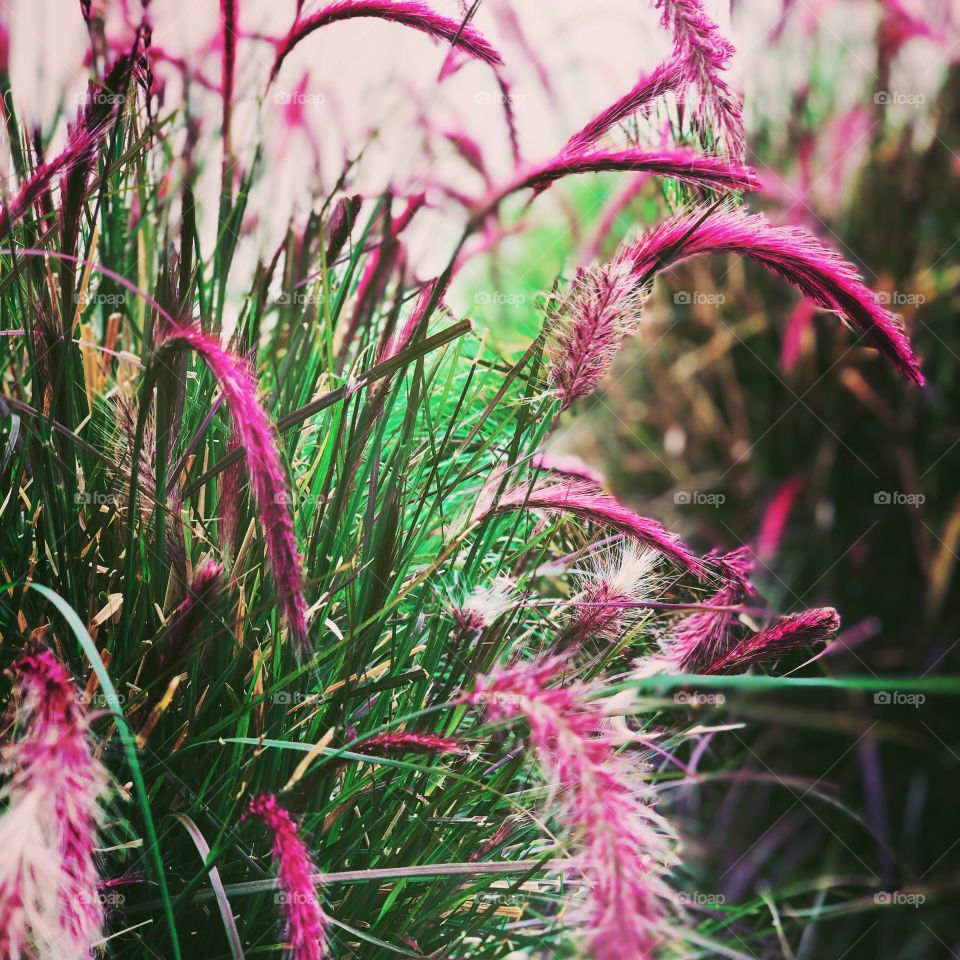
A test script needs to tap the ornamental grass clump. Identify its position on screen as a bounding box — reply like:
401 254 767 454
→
0 1 931 958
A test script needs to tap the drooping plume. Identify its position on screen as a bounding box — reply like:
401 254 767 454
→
158 325 309 649
0 650 108 960
353 731 465 755
545 253 648 408
701 607 840 674
472 467 704 575
627 205 924 384
654 0 745 158
475 147 759 220
463 658 679 959
246 794 329 960
271 0 503 80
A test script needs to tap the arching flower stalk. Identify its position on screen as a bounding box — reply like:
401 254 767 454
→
246 794 330 960
463 658 680 959
627 205 925 384
158 325 309 650
472 467 704 576
0 650 109 960
270 0 503 81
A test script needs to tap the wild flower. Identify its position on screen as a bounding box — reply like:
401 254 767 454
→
700 607 840 674
627 205 925 384
353 731 465 754
246 794 329 960
545 253 649 408
567 542 662 645
473 467 704 575
654 0 745 158
561 58 687 156
271 0 503 81
451 575 516 631
158 324 309 649
160 560 226 667
0 650 108 960
664 547 754 672
463 657 678 959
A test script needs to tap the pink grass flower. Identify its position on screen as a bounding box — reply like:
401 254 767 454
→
627 205 925 384
0 650 108 960
654 0 745 158
161 560 226 666
451 575 516 631
664 547 753 672
473 467 704 575
562 58 686 156
475 147 758 221
159 325 309 649
701 607 840 674
545 253 649 408
246 794 329 960
463 657 679 958
353 731 465 754
568 542 662 643
271 0 503 81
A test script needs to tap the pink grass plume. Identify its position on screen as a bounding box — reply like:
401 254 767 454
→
756 476 805 562
654 0 745 158
463 657 679 958
159 324 309 650
701 607 840 674
545 253 648 408
0 650 108 960
473 467 704 576
354 731 465 755
628 205 925 385
271 0 502 81
665 547 754 672
246 794 330 960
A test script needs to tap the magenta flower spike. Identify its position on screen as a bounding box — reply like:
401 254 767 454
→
654 0 745 158
562 58 686 156
160 560 226 666
628 205 925 384
476 146 759 220
474 467 704 576
545 254 648 409
464 658 678 959
271 0 503 81
0 650 108 960
702 607 840 674
246 794 330 960
665 547 754 671
159 325 309 650
354 731 465 754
